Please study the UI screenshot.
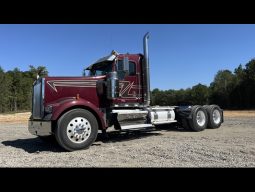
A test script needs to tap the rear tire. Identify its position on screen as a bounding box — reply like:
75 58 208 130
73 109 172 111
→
55 108 98 151
188 105 208 132
204 105 223 129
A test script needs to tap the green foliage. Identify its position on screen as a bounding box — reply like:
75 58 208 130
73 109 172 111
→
152 84 208 107
0 65 48 113
190 84 209 105
28 65 48 80
209 70 235 108
1 58 255 113
0 67 12 113
152 59 255 109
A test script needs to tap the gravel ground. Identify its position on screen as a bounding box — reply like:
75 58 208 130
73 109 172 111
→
0 117 255 167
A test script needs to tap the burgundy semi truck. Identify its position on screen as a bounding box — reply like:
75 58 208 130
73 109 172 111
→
28 33 224 151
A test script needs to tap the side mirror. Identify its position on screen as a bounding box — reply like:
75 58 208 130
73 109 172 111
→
82 69 87 77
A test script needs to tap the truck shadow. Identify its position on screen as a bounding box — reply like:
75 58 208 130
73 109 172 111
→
96 131 162 143
1 124 186 153
2 138 65 153
95 124 187 143
1 132 162 153
154 124 189 132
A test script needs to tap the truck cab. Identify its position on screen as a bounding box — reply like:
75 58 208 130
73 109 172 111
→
85 52 145 108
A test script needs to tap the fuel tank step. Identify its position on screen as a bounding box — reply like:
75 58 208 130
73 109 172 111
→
112 109 149 126
120 124 154 130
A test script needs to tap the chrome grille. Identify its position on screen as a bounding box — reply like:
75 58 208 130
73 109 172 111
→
32 78 44 119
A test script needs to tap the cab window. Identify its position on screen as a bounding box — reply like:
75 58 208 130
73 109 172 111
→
89 62 112 76
116 59 136 79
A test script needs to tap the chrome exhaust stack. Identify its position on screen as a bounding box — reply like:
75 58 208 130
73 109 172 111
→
143 32 150 106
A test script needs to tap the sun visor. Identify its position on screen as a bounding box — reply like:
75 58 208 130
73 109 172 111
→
86 54 116 70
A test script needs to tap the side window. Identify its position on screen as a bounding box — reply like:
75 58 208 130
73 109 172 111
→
116 60 125 80
116 59 136 79
129 61 136 76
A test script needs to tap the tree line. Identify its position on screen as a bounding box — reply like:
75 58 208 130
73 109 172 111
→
0 66 48 113
0 58 254 113
152 59 255 109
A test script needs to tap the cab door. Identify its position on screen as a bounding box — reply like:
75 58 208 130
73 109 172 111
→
114 56 140 106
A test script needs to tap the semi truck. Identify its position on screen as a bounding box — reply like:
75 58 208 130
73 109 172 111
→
28 33 224 151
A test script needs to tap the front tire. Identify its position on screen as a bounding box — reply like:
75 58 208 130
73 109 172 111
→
55 109 98 151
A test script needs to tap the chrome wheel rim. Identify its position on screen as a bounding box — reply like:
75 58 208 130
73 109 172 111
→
213 109 221 124
196 110 206 127
66 117 91 144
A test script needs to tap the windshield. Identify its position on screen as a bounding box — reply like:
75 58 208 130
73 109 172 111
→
88 62 112 76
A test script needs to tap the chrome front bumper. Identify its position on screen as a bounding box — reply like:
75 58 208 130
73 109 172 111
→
28 120 52 136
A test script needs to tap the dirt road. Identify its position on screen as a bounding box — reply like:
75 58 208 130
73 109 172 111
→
0 112 254 167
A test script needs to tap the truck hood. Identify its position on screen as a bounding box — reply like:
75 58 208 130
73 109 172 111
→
43 76 106 107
